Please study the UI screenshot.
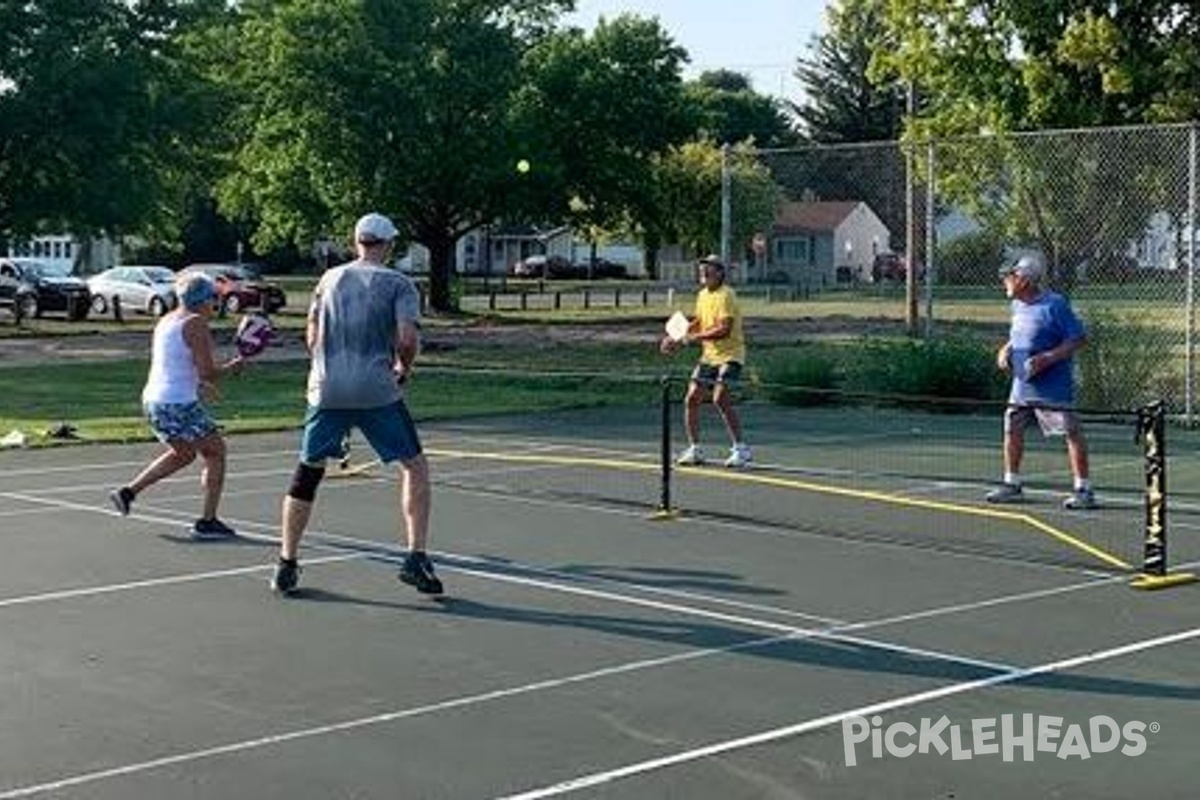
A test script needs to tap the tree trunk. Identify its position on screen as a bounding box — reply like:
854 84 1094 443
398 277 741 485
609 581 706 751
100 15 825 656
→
643 233 661 280
425 235 457 313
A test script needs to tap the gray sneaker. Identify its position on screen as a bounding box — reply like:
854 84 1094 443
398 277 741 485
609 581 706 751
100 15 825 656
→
985 482 1024 503
1063 488 1098 510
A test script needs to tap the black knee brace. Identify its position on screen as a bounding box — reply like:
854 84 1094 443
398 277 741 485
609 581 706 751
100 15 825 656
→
287 462 325 502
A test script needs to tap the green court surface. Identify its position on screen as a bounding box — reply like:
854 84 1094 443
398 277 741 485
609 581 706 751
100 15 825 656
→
0 407 1196 799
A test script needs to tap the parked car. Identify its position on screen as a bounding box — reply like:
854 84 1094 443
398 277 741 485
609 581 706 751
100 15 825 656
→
87 266 179 317
511 254 575 278
871 252 924 283
179 263 287 314
576 257 628 279
0 257 90 320
0 268 38 321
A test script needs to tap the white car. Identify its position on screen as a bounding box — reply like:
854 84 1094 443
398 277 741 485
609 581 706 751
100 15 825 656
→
88 265 178 317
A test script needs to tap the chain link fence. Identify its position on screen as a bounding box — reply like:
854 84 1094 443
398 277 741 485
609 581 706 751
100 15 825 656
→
736 123 1200 418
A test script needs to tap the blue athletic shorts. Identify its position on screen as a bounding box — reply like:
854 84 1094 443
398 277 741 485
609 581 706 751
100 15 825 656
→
144 401 219 444
299 401 423 465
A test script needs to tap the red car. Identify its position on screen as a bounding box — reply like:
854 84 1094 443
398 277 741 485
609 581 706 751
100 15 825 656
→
180 263 287 314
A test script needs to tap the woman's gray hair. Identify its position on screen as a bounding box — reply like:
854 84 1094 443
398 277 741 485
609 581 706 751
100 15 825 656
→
176 272 218 311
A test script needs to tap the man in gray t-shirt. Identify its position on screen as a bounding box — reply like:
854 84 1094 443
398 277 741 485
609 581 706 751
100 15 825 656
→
270 212 442 596
306 261 421 409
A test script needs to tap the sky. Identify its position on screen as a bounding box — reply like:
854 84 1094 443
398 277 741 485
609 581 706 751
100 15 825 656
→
563 0 830 105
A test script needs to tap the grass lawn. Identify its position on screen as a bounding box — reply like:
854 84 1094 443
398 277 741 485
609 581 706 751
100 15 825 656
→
0 357 670 446
2 278 1188 446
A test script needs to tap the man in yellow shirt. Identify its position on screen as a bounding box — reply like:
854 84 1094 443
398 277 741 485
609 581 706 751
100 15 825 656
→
660 255 751 468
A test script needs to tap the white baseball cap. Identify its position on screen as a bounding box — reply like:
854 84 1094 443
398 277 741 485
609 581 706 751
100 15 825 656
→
354 212 398 244
999 254 1044 282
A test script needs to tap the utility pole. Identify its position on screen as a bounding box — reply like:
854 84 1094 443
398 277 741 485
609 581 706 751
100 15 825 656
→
720 143 732 268
905 83 920 336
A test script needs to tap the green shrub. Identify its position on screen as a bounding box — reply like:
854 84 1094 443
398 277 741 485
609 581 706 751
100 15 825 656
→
1076 306 1172 411
848 336 1006 407
934 230 1005 285
755 346 841 406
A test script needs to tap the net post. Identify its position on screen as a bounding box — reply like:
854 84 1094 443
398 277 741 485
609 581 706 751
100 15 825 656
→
1132 401 1196 589
651 375 679 520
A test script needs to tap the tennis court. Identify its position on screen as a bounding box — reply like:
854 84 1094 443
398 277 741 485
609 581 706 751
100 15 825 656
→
0 403 1198 799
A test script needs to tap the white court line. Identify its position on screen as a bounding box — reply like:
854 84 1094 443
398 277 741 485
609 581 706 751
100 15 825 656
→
0 573 1170 800
0 445 1133 580
0 485 1148 643
441 563 1017 674
0 633 798 800
438 483 1115 578
77 501 1002 673
138 507 849 628
0 450 294 479
497 625 1200 800
0 490 237 532
0 554 360 609
4 467 295 497
0 457 596 500
0 507 64 519
0 490 1152 798
0 486 1115 677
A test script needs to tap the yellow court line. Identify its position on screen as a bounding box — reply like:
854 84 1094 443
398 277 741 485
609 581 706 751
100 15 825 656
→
429 448 1133 572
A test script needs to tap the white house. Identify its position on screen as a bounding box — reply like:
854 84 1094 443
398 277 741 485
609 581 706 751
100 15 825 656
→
769 200 892 285
6 234 120 274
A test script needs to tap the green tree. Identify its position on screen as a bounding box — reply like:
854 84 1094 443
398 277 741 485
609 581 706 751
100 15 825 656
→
210 0 546 311
793 0 904 144
873 1 1199 287
875 0 1199 137
0 0 222 249
210 2 690 311
650 140 781 265
683 70 798 147
511 15 694 239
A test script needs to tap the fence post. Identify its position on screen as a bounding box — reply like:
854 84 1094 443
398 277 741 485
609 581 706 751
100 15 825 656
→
112 295 124 324
1187 123 1197 424
923 140 937 338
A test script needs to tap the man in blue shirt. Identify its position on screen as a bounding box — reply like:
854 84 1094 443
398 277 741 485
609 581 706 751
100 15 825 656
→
986 255 1096 510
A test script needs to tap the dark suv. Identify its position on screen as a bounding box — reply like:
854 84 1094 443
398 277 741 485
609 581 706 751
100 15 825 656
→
0 257 91 320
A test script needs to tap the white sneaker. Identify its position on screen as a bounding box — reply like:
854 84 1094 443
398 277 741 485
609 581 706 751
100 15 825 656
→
1063 488 1098 510
724 444 752 468
676 445 705 466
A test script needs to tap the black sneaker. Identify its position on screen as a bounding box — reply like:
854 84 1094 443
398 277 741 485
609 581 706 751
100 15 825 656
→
400 552 444 595
271 558 301 594
192 517 237 540
109 487 135 516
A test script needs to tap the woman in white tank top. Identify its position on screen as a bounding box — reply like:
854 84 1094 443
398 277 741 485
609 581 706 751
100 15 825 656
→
108 272 245 538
